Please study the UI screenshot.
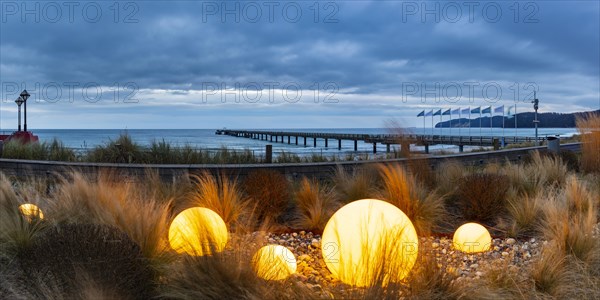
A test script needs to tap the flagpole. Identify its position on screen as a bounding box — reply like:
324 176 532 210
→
450 109 453 137
479 110 482 137
468 107 471 137
431 111 434 137
502 107 505 138
458 109 461 137
490 107 493 137
515 103 518 138
439 110 442 137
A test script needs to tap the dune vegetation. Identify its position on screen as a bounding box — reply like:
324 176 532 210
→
1 136 599 299
0 114 598 299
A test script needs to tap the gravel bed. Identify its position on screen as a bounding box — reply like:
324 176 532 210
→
254 231 546 294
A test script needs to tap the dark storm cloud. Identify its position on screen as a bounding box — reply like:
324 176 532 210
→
0 1 598 128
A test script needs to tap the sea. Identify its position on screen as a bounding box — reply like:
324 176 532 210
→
1 127 579 157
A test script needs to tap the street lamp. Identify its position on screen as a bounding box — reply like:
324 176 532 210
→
15 97 24 131
531 91 539 145
20 90 30 132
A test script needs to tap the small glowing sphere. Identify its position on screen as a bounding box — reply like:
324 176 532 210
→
321 199 419 287
252 245 297 280
453 223 492 253
18 204 44 221
168 207 228 256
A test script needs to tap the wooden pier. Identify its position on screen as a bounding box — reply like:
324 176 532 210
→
215 129 543 154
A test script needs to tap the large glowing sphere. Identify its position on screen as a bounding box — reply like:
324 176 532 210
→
168 207 228 256
321 199 419 287
452 223 492 253
252 245 297 280
18 203 44 221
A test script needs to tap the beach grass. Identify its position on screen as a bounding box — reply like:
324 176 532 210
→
1 145 599 299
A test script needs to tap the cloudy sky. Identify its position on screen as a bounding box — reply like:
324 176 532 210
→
0 0 598 129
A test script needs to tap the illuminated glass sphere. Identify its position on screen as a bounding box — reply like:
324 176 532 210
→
452 223 492 253
18 203 44 221
168 207 228 256
321 199 419 287
252 244 297 280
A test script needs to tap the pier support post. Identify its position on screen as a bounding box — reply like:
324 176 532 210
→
401 142 410 157
338 139 342 150
459 145 464 153
325 138 328 148
354 140 358 151
373 143 377 154
386 144 390 153
270 135 273 142
314 138 317 147
304 137 307 147
265 145 272 163
288 136 290 144
424 144 429 154
295 136 298 145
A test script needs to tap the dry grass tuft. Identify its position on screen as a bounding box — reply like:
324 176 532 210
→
402 244 464 299
188 172 247 228
577 113 600 173
333 165 378 203
293 178 340 232
377 163 446 235
528 151 568 188
0 173 47 255
504 188 544 238
540 176 597 263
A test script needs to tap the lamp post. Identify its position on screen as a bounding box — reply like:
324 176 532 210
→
531 91 539 145
20 90 30 132
15 97 24 131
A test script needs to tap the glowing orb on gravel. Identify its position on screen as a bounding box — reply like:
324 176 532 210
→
321 199 419 287
453 223 492 253
252 244 297 280
168 207 228 256
18 204 44 221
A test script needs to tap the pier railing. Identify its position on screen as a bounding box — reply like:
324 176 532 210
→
215 129 543 153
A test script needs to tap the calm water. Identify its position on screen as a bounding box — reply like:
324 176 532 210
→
4 127 579 156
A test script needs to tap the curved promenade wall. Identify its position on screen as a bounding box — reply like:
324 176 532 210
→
0 143 581 182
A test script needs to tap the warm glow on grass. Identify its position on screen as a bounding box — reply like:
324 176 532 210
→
252 244 297 280
321 199 419 287
168 207 228 256
452 223 492 253
18 203 44 221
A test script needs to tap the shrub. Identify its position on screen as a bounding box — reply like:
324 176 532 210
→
88 133 143 163
16 223 155 299
577 113 600 173
293 178 340 232
0 139 76 161
243 170 290 223
435 160 465 196
453 172 509 225
407 158 436 189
